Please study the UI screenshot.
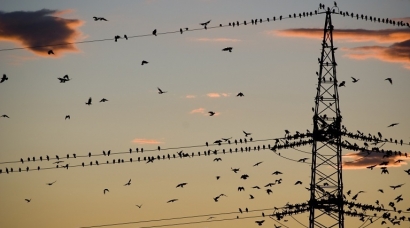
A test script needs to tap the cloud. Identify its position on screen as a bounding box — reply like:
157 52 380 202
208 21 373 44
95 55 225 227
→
193 38 241 42
132 138 163 144
190 108 205 114
0 9 84 57
185 95 196 99
342 151 409 170
273 28 410 69
206 93 230 98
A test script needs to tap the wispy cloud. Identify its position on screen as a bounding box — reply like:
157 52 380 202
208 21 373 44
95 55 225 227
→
342 151 409 170
273 28 410 69
185 95 196 99
190 108 205 114
206 93 230 98
0 9 84 57
193 38 241 42
132 138 163 144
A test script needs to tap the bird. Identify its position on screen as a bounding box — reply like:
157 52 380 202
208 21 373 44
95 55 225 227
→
114 35 121 42
124 34 128 40
222 47 233 52
124 179 131 186
231 167 240 173
176 183 187 188
243 131 251 137
152 29 157 36
240 174 249 180
157 87 167 94
405 169 410 175
237 92 244 97
238 187 245 191
366 164 376 170
387 123 399 127
141 60 149 65
93 17 108 21
25 199 31 203
216 176 220 180
1 114 10 118
295 180 303 185
48 50 54 55
46 181 57 186
85 97 92 105
103 189 109 194
136 204 143 208
249 194 254 199
351 77 359 83
0 74 8 83
65 115 70 120
266 189 272 195
338 81 346 87
200 20 211 29
272 171 283 175
208 111 215 116
253 161 263 167
255 220 265 226
298 158 309 162
385 78 392 84
334 1 337 7
213 157 222 162
100 98 108 102
57 75 70 83
390 183 404 190
167 199 178 203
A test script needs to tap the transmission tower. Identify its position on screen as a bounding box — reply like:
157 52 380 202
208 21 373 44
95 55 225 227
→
309 10 344 228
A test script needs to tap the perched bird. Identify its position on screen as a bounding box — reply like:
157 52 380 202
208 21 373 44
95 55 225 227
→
124 34 128 40
255 220 265 226
85 97 92 105
103 189 109 194
100 98 108 102
237 92 244 97
351 77 359 83
114 35 121 42
167 199 178 203
176 183 187 188
387 123 399 127
141 60 149 65
385 78 392 84
152 29 157 36
65 115 70 120
124 179 131 186
222 47 233 52
157 87 167 94
0 74 8 83
48 50 54 55
243 131 251 137
208 111 215 116
366 164 376 170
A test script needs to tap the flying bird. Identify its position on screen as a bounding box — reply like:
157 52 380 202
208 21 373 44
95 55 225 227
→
157 87 167 94
136 204 143 208
176 183 187 188
65 115 70 120
237 92 244 97
100 98 108 102
124 179 131 186
243 131 251 137
0 74 8 83
298 158 309 162
167 199 178 203
338 81 346 87
57 75 70 83
93 17 108 21
390 184 404 190
253 161 263 167
25 199 31 203
385 78 392 84
387 123 398 127
103 189 109 194
208 111 215 116
1 114 10 118
240 174 249 180
272 171 283 175
222 47 233 52
46 181 57 186
351 77 359 83
295 180 303 185
141 60 149 65
255 220 265 226
85 97 92 105
213 157 222 162
200 20 211 29
48 50 54 55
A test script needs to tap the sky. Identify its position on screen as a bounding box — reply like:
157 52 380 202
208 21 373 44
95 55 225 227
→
0 0 410 227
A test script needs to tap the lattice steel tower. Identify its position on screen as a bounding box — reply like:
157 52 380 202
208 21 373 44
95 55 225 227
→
309 10 344 228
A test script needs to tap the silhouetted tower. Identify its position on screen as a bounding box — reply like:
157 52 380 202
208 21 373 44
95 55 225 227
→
309 10 344 228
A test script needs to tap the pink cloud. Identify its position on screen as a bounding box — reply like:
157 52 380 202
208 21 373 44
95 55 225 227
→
190 108 205 114
185 95 196 99
132 138 163 144
206 93 230 98
0 9 84 57
343 151 409 170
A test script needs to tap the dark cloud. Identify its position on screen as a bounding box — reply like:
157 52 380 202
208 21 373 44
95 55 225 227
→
343 151 409 169
0 9 84 57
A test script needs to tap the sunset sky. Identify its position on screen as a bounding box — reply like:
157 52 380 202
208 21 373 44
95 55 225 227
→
1 0 410 227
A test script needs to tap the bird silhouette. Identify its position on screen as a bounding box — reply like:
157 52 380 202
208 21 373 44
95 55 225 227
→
103 189 109 194
243 131 251 137
0 74 8 83
298 158 309 162
351 77 359 83
266 189 272 195
249 194 255 199
93 17 108 21
136 204 143 208
338 81 346 87
390 183 404 190
213 157 222 162
404 169 410 175
236 92 244 97
124 179 131 186
25 199 31 203
387 123 399 127
100 98 108 102
253 161 263 167
366 164 376 170
231 167 240 173
238 186 245 191
1 114 10 118
48 50 54 55
295 180 302 185
141 60 149 65
255 220 265 226
114 35 121 42
85 97 92 105
208 111 215 116
167 199 178 203
222 47 233 52
176 183 187 188
385 78 392 84
46 181 57 186
240 174 249 179
152 29 157 36
65 115 70 120
216 176 220 180
124 34 128 40
157 87 167 94
272 171 283 175
200 20 211 29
